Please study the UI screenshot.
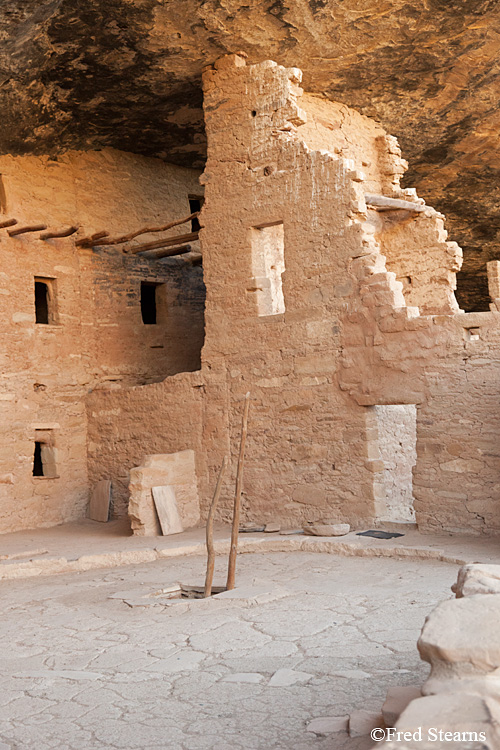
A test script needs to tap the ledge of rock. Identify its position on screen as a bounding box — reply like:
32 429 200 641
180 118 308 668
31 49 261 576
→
418 594 500 696
2 1 500 310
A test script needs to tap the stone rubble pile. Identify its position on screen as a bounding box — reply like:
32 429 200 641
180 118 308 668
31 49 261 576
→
369 562 500 749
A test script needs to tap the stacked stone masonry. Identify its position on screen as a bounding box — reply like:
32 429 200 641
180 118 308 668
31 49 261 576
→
373 563 500 748
2 54 500 536
0 150 205 531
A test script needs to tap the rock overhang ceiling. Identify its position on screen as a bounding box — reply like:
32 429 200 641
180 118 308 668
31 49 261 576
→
1 0 499 309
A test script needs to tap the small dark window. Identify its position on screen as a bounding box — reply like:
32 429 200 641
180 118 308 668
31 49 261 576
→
35 281 49 324
189 196 204 232
141 282 157 324
33 442 44 476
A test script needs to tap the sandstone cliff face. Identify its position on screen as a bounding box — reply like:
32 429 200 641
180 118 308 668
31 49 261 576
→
1 1 498 308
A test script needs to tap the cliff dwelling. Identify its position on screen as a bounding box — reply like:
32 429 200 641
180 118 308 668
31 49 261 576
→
1 3 500 749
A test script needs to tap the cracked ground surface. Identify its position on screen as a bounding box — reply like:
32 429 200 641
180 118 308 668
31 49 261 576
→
0 552 457 749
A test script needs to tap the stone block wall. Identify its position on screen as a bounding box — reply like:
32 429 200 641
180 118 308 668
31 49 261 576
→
340 298 500 534
87 56 420 530
0 149 204 533
128 450 200 536
87 372 206 519
8 53 495 537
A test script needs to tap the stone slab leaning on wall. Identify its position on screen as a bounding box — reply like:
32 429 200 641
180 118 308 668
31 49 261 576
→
128 450 200 536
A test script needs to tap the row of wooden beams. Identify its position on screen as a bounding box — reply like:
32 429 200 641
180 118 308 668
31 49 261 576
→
8 224 47 237
0 212 201 263
146 243 193 259
124 231 199 255
76 211 199 248
40 226 78 240
0 219 79 239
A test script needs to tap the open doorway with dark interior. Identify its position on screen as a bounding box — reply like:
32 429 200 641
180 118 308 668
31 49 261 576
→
189 195 204 232
32 430 58 478
141 282 161 325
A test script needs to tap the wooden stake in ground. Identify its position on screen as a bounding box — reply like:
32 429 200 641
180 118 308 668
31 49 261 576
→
226 392 251 591
204 456 228 598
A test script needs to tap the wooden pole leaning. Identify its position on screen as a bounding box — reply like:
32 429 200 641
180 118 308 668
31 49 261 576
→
226 392 251 591
204 456 228 598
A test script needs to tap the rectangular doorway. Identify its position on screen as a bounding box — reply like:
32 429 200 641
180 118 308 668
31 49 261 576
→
374 404 417 522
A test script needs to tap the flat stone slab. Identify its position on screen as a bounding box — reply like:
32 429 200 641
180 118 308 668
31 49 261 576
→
264 523 281 533
349 709 384 737
221 673 264 684
89 479 111 523
383 685 421 727
15 670 103 681
268 669 313 687
213 585 289 605
304 523 350 537
152 485 184 535
279 528 304 535
332 669 371 680
306 716 349 734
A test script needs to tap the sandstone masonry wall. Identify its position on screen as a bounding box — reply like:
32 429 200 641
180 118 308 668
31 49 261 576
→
0 149 204 533
84 57 500 536
86 57 416 529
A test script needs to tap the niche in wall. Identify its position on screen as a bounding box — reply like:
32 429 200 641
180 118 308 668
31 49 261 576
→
250 222 285 316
